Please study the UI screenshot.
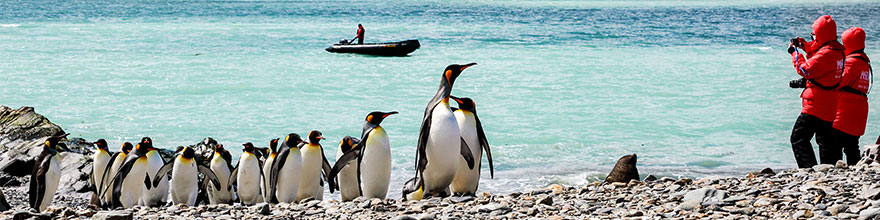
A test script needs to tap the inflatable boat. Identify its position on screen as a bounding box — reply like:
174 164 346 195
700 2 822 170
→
326 39 420 56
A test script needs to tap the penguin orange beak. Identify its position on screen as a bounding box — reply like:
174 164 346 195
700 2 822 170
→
460 63 477 71
449 96 464 104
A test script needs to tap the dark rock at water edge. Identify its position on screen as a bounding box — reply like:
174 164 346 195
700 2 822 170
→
604 154 639 183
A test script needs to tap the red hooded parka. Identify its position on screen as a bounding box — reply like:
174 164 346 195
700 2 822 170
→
833 27 871 136
792 15 845 122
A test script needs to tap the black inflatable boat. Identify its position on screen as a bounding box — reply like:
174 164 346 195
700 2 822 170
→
326 39 420 56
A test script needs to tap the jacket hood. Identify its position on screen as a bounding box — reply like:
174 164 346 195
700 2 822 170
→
842 27 866 55
809 15 838 51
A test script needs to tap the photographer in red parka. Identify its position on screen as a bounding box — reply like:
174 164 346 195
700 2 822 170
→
832 27 872 165
787 15 845 168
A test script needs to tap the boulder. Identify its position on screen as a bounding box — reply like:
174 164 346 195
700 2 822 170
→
859 144 880 166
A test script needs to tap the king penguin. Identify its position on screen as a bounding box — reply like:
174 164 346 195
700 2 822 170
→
88 139 111 207
29 134 69 212
152 146 222 206
329 111 398 199
334 136 361 201
296 130 333 202
261 138 280 202
141 140 169 207
268 133 305 203
106 137 154 208
411 63 477 199
98 142 132 207
207 144 235 204
448 96 495 195
229 142 264 205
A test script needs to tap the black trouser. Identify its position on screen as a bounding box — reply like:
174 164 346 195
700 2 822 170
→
831 128 862 165
358 37 363 44
790 113 835 168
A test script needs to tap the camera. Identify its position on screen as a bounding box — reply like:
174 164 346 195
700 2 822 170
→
789 78 807 88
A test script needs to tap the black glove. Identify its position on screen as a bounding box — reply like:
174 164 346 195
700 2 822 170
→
789 78 807 88
787 45 797 54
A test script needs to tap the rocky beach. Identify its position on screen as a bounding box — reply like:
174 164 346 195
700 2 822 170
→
3 106 880 220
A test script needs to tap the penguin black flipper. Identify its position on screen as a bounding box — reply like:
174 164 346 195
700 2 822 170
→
198 165 223 190
473 113 494 178
108 154 138 208
29 151 52 210
415 114 433 173
355 139 366 196
268 147 291 203
320 148 337 193
328 140 364 181
143 173 152 190
152 161 175 188
228 166 238 192
459 137 475 170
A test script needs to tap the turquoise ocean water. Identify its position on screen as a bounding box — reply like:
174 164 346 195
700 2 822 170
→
2 0 879 198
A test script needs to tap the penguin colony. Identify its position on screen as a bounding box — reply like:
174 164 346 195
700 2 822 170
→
27 64 495 212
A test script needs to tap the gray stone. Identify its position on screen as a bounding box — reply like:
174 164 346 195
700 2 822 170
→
643 174 657 182
682 188 726 206
836 160 849 168
829 204 848 215
306 200 320 207
793 210 813 219
537 196 553 206
249 203 270 215
859 208 880 220
416 213 436 220
813 164 834 172
863 187 880 200
92 210 133 220
391 216 417 220
448 196 474 203
476 203 509 213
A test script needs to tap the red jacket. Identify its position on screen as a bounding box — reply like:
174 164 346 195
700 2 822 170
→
355 27 364 39
833 27 871 136
791 15 844 122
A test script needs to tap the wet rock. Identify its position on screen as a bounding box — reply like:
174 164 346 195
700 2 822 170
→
92 210 133 220
391 216 417 220
813 164 834 172
643 174 657 182
477 203 509 213
537 196 553 206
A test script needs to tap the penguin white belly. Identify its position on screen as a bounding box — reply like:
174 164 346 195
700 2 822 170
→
104 153 126 203
423 104 461 194
142 151 168 206
92 151 110 204
275 149 302 203
170 158 199 206
39 154 62 212
208 156 233 204
261 155 275 201
120 158 148 208
237 153 263 205
361 127 391 199
336 148 359 201
296 145 323 201
450 111 482 194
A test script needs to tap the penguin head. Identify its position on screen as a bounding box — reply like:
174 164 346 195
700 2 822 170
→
44 134 69 150
92 139 109 151
441 63 477 87
308 130 325 144
214 144 232 162
339 136 356 153
269 138 280 153
449 96 476 112
181 147 195 159
141 137 153 145
136 137 154 155
365 111 398 126
242 142 255 153
284 133 304 148
121 142 134 154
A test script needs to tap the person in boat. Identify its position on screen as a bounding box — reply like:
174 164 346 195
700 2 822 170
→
787 15 845 168
831 27 872 165
350 24 365 45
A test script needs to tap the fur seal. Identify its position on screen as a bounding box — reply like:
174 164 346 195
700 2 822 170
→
604 154 639 183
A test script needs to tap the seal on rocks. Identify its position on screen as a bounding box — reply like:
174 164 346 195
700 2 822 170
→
604 154 639 184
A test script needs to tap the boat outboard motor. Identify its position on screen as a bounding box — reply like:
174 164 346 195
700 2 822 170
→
339 39 350 45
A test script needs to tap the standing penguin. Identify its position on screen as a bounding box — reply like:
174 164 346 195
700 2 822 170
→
229 142 264 205
296 130 333 202
141 144 169 207
98 142 132 207
334 136 361 201
448 96 495 195
106 137 154 208
88 139 111 206
268 133 305 203
412 63 477 199
261 138 280 202
29 134 69 212
152 146 222 206
329 111 398 199
207 144 235 204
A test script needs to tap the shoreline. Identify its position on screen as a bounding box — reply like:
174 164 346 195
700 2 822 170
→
3 164 880 219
